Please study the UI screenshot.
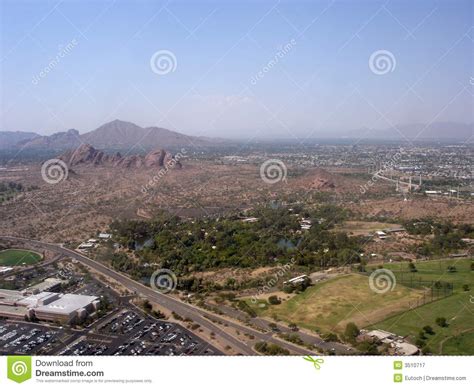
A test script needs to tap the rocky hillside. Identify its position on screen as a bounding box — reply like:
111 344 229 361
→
59 144 182 169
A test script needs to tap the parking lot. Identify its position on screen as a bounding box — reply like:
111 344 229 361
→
0 307 219 356
0 321 59 355
59 339 109 356
38 307 221 356
95 308 219 355
0 255 219 356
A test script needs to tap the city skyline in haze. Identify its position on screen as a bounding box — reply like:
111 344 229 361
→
1 0 473 139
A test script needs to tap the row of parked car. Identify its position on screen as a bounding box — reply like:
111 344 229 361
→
0 323 56 353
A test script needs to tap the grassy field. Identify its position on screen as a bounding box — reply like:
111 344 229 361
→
0 249 42 266
250 273 423 334
367 258 473 290
370 292 473 354
441 330 474 355
367 258 473 354
245 258 473 355
333 220 402 236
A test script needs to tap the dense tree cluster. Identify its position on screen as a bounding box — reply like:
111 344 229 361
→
403 218 473 255
109 206 362 276
416 222 471 256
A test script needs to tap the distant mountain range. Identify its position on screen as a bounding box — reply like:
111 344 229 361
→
16 128 82 150
0 119 220 150
0 120 472 150
0 131 41 149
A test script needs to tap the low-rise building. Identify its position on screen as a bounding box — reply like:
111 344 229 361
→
78 242 95 250
0 266 12 274
363 329 419 356
0 288 99 324
23 278 64 294
27 293 99 322
284 274 309 285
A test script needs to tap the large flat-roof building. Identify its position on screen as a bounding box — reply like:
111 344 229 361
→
0 288 99 323
23 292 98 322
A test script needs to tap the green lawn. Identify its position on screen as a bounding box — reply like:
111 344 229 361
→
249 273 423 334
367 258 473 291
0 249 42 266
246 259 473 354
367 258 473 355
441 330 474 355
370 292 474 354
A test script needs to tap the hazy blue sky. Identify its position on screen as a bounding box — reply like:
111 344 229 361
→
1 0 472 138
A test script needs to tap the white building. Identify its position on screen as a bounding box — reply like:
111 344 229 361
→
78 242 95 250
0 289 99 323
365 329 419 356
0 266 12 274
284 274 309 285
